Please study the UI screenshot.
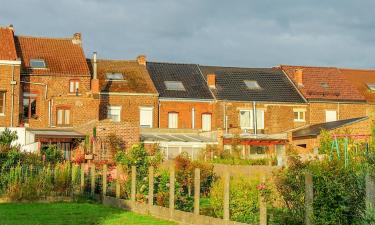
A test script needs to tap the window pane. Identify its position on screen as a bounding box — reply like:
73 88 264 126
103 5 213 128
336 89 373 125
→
164 81 185 91
0 92 4 114
168 113 178 128
256 110 264 129
65 110 70 125
106 73 124 80
202 114 211 131
107 106 121 122
23 99 29 119
244 80 261 89
30 59 46 68
57 110 63 125
140 108 153 128
240 110 252 129
30 99 37 117
69 81 75 92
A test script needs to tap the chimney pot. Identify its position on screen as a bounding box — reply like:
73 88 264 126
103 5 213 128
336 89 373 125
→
294 69 303 87
8 24 14 31
72 32 82 45
91 52 99 94
207 73 216 89
137 55 146 66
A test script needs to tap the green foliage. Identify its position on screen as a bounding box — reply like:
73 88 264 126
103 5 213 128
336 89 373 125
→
209 176 260 224
319 129 332 154
40 145 63 164
0 128 18 151
212 157 271 166
273 156 367 225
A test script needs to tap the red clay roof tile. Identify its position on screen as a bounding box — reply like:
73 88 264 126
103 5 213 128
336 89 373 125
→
0 27 17 60
281 65 365 102
339 68 375 103
15 35 90 76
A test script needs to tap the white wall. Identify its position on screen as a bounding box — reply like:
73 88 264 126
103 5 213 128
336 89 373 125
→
0 127 37 152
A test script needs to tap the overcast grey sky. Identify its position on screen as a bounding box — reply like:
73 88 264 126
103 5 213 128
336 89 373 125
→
1 0 374 68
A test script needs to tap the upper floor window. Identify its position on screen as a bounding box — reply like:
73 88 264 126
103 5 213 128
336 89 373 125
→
23 92 37 120
325 110 337 122
293 109 306 122
239 109 264 129
69 80 80 93
164 81 185 91
57 107 71 126
107 106 121 122
140 107 153 128
0 91 5 115
30 59 46 68
244 80 261 90
106 73 124 81
202 113 212 131
168 112 178 128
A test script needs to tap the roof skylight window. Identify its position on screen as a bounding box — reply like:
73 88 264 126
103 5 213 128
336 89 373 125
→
30 59 46 68
367 84 375 91
106 73 124 80
244 80 261 90
321 82 329 88
164 81 185 91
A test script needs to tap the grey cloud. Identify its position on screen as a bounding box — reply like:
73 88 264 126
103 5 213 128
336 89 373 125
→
0 0 374 68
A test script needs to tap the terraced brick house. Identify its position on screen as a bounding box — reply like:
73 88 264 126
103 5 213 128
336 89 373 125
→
146 62 217 159
199 66 307 163
280 65 371 152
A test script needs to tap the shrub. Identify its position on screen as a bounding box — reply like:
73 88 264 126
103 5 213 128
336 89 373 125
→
0 128 18 152
209 175 260 224
40 145 63 164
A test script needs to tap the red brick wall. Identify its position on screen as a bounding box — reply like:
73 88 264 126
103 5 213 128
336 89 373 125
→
159 100 215 130
215 101 309 134
99 94 159 128
0 64 21 127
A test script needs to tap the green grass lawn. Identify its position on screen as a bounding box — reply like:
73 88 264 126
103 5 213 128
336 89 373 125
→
0 202 176 225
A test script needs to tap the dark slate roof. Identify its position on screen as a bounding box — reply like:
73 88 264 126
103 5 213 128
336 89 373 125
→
146 62 214 99
292 117 368 138
199 66 305 103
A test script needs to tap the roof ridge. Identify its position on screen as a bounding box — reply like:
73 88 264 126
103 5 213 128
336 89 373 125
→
339 67 375 72
16 35 72 41
200 65 276 70
148 61 198 66
280 64 338 69
93 58 137 63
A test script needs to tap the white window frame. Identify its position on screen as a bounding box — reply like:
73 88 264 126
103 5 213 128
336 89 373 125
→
325 110 337 122
168 112 178 128
57 108 71 126
201 113 212 131
239 109 265 129
164 81 186 91
0 91 5 116
293 109 306 122
140 107 153 128
107 106 121 122
69 80 80 93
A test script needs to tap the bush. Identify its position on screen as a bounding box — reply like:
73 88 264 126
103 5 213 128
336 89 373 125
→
273 156 367 225
209 175 260 224
40 145 63 164
212 157 272 166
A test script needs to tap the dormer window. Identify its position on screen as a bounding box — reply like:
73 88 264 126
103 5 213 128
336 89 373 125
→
244 80 261 90
367 84 375 91
106 72 124 80
164 81 185 91
30 59 46 68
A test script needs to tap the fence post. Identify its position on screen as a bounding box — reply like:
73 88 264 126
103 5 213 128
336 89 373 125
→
131 166 136 202
102 164 107 197
305 172 313 225
148 166 154 207
116 165 121 199
194 168 201 215
223 170 230 221
80 164 85 193
169 164 175 217
259 176 267 225
366 172 375 211
90 164 96 195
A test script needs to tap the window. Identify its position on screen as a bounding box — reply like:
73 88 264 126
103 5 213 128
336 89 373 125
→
202 113 212 131
321 82 329 89
244 80 261 90
367 84 375 91
0 91 5 115
239 109 264 129
140 107 153 128
69 80 80 93
107 106 121 122
293 109 306 122
30 59 46 68
57 108 71 126
326 110 337 122
23 92 37 120
164 81 185 91
168 112 178 128
106 73 124 80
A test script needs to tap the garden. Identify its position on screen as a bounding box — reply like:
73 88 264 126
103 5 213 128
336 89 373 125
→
1 127 375 224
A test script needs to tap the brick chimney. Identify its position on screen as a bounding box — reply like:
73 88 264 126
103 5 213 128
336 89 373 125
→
91 52 99 94
72 32 82 45
207 73 216 89
8 24 14 31
294 69 303 87
137 55 146 66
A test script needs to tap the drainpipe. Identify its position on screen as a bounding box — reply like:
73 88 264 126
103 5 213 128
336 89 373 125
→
192 107 195 129
158 102 161 128
93 52 97 79
337 102 340 120
223 101 228 134
10 65 15 127
253 101 257 135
